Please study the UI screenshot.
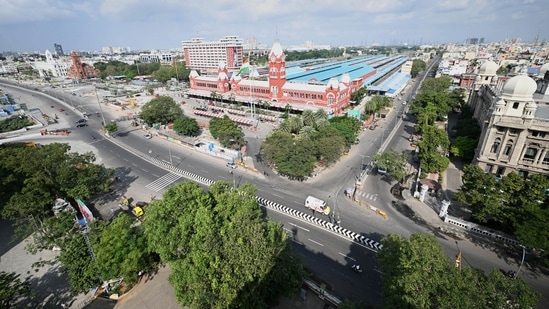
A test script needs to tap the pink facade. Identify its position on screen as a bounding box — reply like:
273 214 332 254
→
189 41 369 115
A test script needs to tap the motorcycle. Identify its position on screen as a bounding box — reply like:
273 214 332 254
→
351 264 362 273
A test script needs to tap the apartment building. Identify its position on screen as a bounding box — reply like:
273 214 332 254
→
182 36 243 73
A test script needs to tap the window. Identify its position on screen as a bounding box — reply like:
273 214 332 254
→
490 138 501 153
543 152 549 164
512 102 519 109
524 147 538 160
485 164 494 173
503 142 513 156
496 167 505 176
496 126 504 133
509 128 520 135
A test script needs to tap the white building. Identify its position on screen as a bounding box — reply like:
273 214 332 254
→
469 60 549 177
182 36 244 73
31 50 71 78
139 51 173 64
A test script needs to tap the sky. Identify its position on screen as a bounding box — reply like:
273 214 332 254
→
0 0 548 53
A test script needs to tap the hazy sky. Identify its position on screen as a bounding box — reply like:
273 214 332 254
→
0 0 547 53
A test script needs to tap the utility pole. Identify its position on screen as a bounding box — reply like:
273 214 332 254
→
514 246 526 279
94 86 108 136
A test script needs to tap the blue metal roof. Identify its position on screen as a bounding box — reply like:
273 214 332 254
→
287 56 386 83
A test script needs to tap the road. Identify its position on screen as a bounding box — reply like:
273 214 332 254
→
2 72 548 308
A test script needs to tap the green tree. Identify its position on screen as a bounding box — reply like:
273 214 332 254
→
364 95 390 114
58 230 102 293
209 115 244 147
0 272 34 308
93 213 155 285
411 59 426 78
420 76 452 93
329 116 361 145
104 122 118 134
0 143 114 238
373 149 408 183
351 86 368 103
172 117 200 136
377 233 540 309
144 181 304 308
449 136 477 160
139 96 183 125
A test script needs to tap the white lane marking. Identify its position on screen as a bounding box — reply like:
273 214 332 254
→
308 239 324 247
141 169 148 173
338 252 356 261
288 222 310 232
162 160 171 164
131 163 138 167
173 155 182 160
291 239 304 245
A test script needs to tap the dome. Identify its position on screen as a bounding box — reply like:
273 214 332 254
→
501 75 537 100
538 63 549 78
478 61 498 75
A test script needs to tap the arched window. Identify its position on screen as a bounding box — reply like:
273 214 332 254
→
503 140 514 156
490 138 501 153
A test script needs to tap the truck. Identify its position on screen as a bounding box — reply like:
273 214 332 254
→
305 196 331 215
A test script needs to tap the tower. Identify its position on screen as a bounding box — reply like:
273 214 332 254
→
268 41 286 101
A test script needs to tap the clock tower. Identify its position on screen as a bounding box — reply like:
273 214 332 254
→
268 41 286 101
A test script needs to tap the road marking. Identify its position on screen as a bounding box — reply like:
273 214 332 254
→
308 239 324 247
288 222 310 232
272 193 283 198
172 155 181 160
141 169 148 173
131 163 138 167
291 239 304 245
373 269 384 275
200 169 209 173
338 252 356 261
145 172 181 192
152 174 160 178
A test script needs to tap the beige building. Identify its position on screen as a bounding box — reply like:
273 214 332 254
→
469 61 549 178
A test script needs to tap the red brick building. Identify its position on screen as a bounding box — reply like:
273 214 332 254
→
68 51 99 80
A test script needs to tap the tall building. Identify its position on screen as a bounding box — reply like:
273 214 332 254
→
182 36 243 73
54 43 64 56
469 61 549 177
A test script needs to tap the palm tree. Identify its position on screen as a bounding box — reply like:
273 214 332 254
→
315 118 330 129
314 109 328 122
302 110 316 127
298 126 316 139
288 116 304 134
278 120 291 133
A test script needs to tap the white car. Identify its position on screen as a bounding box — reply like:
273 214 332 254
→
402 101 407 105
144 134 152 139
226 162 237 169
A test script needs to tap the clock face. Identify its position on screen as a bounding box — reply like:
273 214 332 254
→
270 55 276 62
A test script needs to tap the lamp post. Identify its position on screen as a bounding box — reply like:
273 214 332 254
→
514 245 526 279
94 86 108 136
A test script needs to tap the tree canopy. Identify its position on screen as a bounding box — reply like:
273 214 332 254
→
377 233 540 309
208 115 245 148
0 143 114 237
0 271 34 308
456 165 549 253
139 96 183 125
411 59 427 78
143 181 304 308
373 149 408 183
172 116 200 136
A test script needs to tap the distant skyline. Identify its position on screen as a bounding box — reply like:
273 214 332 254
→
0 0 548 53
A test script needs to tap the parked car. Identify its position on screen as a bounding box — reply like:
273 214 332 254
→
144 134 152 139
76 123 88 128
76 118 87 124
226 162 237 169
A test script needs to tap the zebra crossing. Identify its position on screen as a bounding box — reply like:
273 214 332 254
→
145 172 181 192
356 191 378 201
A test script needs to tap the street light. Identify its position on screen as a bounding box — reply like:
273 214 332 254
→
514 245 526 279
94 86 108 136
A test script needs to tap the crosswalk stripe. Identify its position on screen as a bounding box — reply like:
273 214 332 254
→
145 172 181 192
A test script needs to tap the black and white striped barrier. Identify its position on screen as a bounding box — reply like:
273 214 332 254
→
256 197 383 251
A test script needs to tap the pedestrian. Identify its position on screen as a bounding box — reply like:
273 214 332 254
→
61 303 67 309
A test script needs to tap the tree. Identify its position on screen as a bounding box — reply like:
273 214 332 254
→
143 181 304 308
411 59 426 78
0 143 114 238
329 116 361 146
58 230 102 293
103 122 118 134
0 272 34 308
93 213 155 285
364 95 390 114
209 115 244 147
449 136 477 160
372 149 408 183
172 117 200 136
377 233 540 309
419 76 452 93
139 96 183 125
